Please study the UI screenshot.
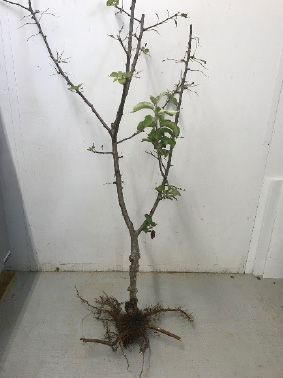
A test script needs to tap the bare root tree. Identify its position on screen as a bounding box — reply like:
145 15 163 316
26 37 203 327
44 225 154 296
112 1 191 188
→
1 0 203 362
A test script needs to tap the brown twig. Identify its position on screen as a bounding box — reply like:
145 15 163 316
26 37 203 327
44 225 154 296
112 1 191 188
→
91 151 113 155
117 36 129 57
115 5 141 23
117 131 139 144
144 12 181 32
112 6 145 139
2 0 28 11
80 335 122 346
2 0 111 135
145 324 181 341
112 142 135 234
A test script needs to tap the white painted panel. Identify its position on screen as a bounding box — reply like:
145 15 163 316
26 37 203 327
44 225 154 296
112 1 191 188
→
245 179 280 274
247 179 283 276
0 183 9 272
263 187 283 278
1 1 283 272
247 48 283 278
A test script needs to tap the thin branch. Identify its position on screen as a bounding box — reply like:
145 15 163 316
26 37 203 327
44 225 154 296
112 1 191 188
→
129 17 145 79
115 5 141 23
144 12 179 32
118 37 129 57
38 8 56 22
91 150 113 155
191 56 206 69
18 21 36 29
26 31 39 41
2 0 29 11
112 142 135 234
145 324 181 341
157 153 166 179
145 151 158 159
112 6 145 139
109 1 145 239
117 131 139 144
137 24 193 235
80 335 122 346
2 0 111 135
175 25 193 122
108 25 130 57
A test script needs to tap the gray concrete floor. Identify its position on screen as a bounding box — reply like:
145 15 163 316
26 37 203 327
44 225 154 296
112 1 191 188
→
0 272 282 378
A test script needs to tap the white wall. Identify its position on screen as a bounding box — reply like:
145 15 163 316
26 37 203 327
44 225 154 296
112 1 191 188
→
0 0 283 272
246 51 283 278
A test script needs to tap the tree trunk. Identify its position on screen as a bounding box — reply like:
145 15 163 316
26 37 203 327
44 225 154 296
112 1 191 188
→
112 141 141 314
125 234 141 315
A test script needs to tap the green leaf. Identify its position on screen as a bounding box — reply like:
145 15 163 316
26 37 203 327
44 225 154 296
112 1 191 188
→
124 72 132 79
156 92 166 104
132 102 154 112
160 135 176 146
159 148 170 156
150 95 158 105
156 185 165 193
159 126 174 137
145 129 159 142
68 83 83 92
143 214 157 233
159 109 179 117
155 183 181 200
87 144 95 152
110 71 132 85
150 92 166 106
141 45 150 55
137 115 156 132
180 13 188 18
106 0 119 6
160 119 180 137
171 187 181 197
171 97 179 107
145 214 151 222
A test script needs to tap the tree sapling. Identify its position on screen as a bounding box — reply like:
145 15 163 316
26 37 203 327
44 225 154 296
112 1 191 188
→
1 0 204 359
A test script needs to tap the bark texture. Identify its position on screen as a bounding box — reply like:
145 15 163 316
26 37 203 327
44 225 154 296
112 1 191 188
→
126 236 140 313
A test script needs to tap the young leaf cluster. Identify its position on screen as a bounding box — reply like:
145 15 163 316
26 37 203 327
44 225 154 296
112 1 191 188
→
141 43 150 55
155 183 181 200
68 83 83 92
110 71 132 85
132 93 179 157
165 90 179 107
142 214 157 233
87 144 95 152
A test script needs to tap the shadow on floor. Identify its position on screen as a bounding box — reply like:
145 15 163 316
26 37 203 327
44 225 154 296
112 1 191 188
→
0 272 39 368
0 108 39 366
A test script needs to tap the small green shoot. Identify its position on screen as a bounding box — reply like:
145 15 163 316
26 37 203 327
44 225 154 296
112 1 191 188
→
142 214 157 233
110 71 132 85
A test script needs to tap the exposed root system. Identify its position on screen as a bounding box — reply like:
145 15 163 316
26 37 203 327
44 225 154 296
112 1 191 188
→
76 288 194 354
